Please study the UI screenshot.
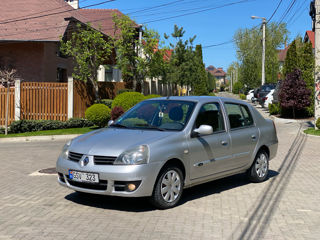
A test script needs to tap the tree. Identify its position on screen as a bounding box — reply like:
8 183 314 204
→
234 22 288 88
60 23 113 100
193 45 208 95
282 39 300 77
112 14 165 91
207 71 216 92
0 68 17 135
279 69 311 118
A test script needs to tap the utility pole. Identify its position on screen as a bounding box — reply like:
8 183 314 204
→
311 0 320 128
230 71 233 93
251 16 266 86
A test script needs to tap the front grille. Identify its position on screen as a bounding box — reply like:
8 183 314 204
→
68 152 83 162
94 155 117 165
66 177 108 191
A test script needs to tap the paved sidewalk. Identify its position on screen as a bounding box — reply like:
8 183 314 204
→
0 96 319 239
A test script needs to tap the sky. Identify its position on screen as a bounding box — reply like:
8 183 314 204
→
81 0 311 72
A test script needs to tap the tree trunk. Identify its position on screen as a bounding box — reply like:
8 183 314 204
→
5 84 9 135
92 80 100 101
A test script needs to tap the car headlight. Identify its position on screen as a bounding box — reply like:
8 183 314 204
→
60 140 71 159
114 145 149 165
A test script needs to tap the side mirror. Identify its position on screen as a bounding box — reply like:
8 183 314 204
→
107 120 114 127
191 125 213 137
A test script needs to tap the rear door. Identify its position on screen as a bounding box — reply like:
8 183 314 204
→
223 103 259 170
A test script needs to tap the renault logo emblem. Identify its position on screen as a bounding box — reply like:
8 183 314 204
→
80 156 89 167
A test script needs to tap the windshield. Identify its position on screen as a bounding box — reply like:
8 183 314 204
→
112 100 196 131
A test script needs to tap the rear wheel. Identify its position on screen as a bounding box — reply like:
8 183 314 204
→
247 150 269 183
150 166 184 209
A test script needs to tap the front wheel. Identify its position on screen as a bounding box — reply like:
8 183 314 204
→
150 166 184 209
247 150 269 183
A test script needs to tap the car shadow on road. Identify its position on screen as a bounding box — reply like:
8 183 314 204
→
179 170 278 205
65 170 278 212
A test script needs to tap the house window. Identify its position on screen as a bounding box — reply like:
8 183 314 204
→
105 65 113 82
57 68 67 82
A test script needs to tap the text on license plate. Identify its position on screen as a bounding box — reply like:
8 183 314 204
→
69 170 99 183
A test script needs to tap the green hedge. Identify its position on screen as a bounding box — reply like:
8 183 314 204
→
316 117 320 129
239 94 246 100
112 92 145 111
268 103 280 115
9 118 93 134
85 104 111 127
94 99 113 108
144 94 161 100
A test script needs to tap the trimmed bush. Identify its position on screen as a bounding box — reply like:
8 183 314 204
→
268 103 280 115
111 106 125 120
117 89 133 95
144 94 161 100
316 117 320 129
95 99 113 108
9 118 93 134
112 92 145 111
239 94 246 100
85 104 111 127
121 118 147 127
208 92 216 96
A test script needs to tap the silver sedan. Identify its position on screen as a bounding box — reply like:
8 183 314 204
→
56 96 278 209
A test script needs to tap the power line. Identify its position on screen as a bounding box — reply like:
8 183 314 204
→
127 0 185 15
267 0 284 23
0 0 116 25
142 0 255 24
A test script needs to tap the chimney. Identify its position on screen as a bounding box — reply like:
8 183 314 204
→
65 0 79 9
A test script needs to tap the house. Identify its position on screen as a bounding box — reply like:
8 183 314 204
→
304 30 315 53
0 0 128 83
206 65 227 87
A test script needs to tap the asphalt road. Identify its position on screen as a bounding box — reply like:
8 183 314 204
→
0 99 319 240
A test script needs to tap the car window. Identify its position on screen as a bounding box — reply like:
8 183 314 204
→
114 100 196 131
195 102 225 132
224 103 254 129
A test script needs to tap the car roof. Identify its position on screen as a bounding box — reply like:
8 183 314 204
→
147 96 250 105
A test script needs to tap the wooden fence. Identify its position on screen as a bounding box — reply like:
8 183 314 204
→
20 82 68 121
0 87 15 126
73 80 126 118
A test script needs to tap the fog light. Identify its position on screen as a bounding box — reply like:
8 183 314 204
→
127 183 136 191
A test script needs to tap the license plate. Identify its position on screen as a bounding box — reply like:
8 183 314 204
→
69 170 99 183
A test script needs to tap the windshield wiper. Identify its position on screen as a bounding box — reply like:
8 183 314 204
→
110 123 128 128
135 123 165 131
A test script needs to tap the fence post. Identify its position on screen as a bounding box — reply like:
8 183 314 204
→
68 76 73 119
14 79 21 121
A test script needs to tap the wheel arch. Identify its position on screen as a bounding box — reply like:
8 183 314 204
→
158 158 186 180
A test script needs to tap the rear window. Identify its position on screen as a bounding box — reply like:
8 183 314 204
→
224 103 254 129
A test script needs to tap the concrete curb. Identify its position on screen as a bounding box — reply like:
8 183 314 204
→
0 134 81 143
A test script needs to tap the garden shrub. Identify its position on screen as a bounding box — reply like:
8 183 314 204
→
9 118 93 134
85 104 111 127
117 89 133 95
316 117 320 129
268 103 280 115
208 92 216 96
111 106 125 120
95 99 113 108
112 92 145 111
239 94 246 100
144 94 161 100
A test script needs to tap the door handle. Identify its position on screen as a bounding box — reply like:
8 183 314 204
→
221 141 228 146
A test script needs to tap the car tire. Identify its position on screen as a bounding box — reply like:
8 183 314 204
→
150 166 184 209
247 150 269 183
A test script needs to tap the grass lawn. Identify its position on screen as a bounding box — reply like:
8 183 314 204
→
0 127 96 138
304 128 320 136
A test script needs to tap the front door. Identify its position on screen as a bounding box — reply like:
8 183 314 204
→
187 102 232 180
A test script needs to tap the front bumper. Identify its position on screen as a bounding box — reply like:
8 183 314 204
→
56 156 162 197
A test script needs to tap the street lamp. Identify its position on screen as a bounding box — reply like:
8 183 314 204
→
251 15 266 86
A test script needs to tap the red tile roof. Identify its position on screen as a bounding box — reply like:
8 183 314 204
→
304 30 315 49
0 0 125 42
278 46 289 62
206 66 226 77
